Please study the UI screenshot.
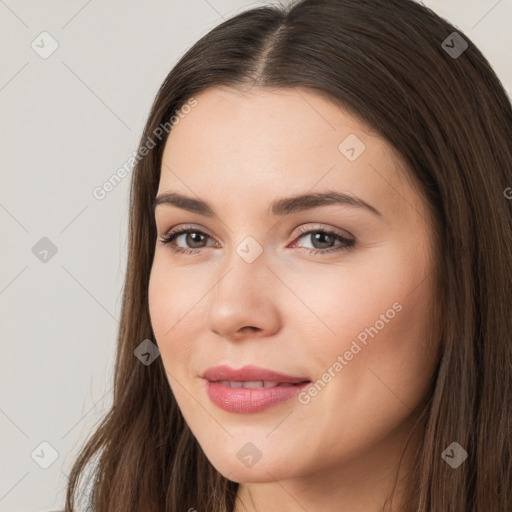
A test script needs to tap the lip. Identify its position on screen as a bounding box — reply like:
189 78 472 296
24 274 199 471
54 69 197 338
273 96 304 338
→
202 365 310 384
202 365 312 414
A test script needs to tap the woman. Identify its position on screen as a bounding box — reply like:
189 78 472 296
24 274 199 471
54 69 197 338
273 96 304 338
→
64 0 512 510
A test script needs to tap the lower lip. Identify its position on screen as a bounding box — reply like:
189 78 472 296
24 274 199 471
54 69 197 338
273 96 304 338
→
204 380 311 413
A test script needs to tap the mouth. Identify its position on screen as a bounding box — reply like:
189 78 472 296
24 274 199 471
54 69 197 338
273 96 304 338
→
200 365 312 413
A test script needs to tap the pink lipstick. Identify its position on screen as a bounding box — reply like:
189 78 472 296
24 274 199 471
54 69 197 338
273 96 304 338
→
202 365 312 413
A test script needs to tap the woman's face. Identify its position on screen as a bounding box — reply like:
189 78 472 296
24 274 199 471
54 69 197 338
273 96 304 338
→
148 85 440 486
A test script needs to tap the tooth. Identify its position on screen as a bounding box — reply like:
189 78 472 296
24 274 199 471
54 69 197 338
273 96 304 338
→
216 380 295 389
242 381 264 388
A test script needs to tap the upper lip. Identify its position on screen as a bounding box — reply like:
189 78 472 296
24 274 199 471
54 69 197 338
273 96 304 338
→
202 365 311 384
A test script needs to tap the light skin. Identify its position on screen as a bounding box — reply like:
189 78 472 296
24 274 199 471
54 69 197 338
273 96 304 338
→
148 85 441 512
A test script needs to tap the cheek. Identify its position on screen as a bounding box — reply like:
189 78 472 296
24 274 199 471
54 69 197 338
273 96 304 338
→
281 266 437 469
286 241 437 403
278 247 427 349
357 277 439 406
147 254 203 375
148 250 202 329
296 257 436 410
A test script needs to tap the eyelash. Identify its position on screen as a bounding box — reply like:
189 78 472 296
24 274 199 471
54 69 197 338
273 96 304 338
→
158 224 355 256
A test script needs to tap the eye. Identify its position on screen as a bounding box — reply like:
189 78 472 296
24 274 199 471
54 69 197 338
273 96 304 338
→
290 225 355 255
158 224 355 256
158 225 217 255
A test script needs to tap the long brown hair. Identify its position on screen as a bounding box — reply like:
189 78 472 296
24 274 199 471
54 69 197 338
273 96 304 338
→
64 0 512 510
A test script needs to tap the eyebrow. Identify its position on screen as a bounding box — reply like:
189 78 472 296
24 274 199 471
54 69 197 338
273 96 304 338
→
152 190 382 218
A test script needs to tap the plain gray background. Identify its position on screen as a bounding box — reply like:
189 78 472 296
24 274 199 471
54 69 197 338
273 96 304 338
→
1 1 511 511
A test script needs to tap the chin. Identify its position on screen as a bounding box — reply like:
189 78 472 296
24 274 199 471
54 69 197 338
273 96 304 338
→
204 450 291 483
220 466 284 484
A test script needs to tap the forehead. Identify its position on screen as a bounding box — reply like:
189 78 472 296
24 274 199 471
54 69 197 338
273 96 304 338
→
163 85 379 163
158 86 420 223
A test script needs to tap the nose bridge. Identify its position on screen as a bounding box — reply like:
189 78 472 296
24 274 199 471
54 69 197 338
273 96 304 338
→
205 236 280 336
213 235 269 303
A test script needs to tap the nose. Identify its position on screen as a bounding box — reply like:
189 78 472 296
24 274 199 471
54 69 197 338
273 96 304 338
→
205 250 282 340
